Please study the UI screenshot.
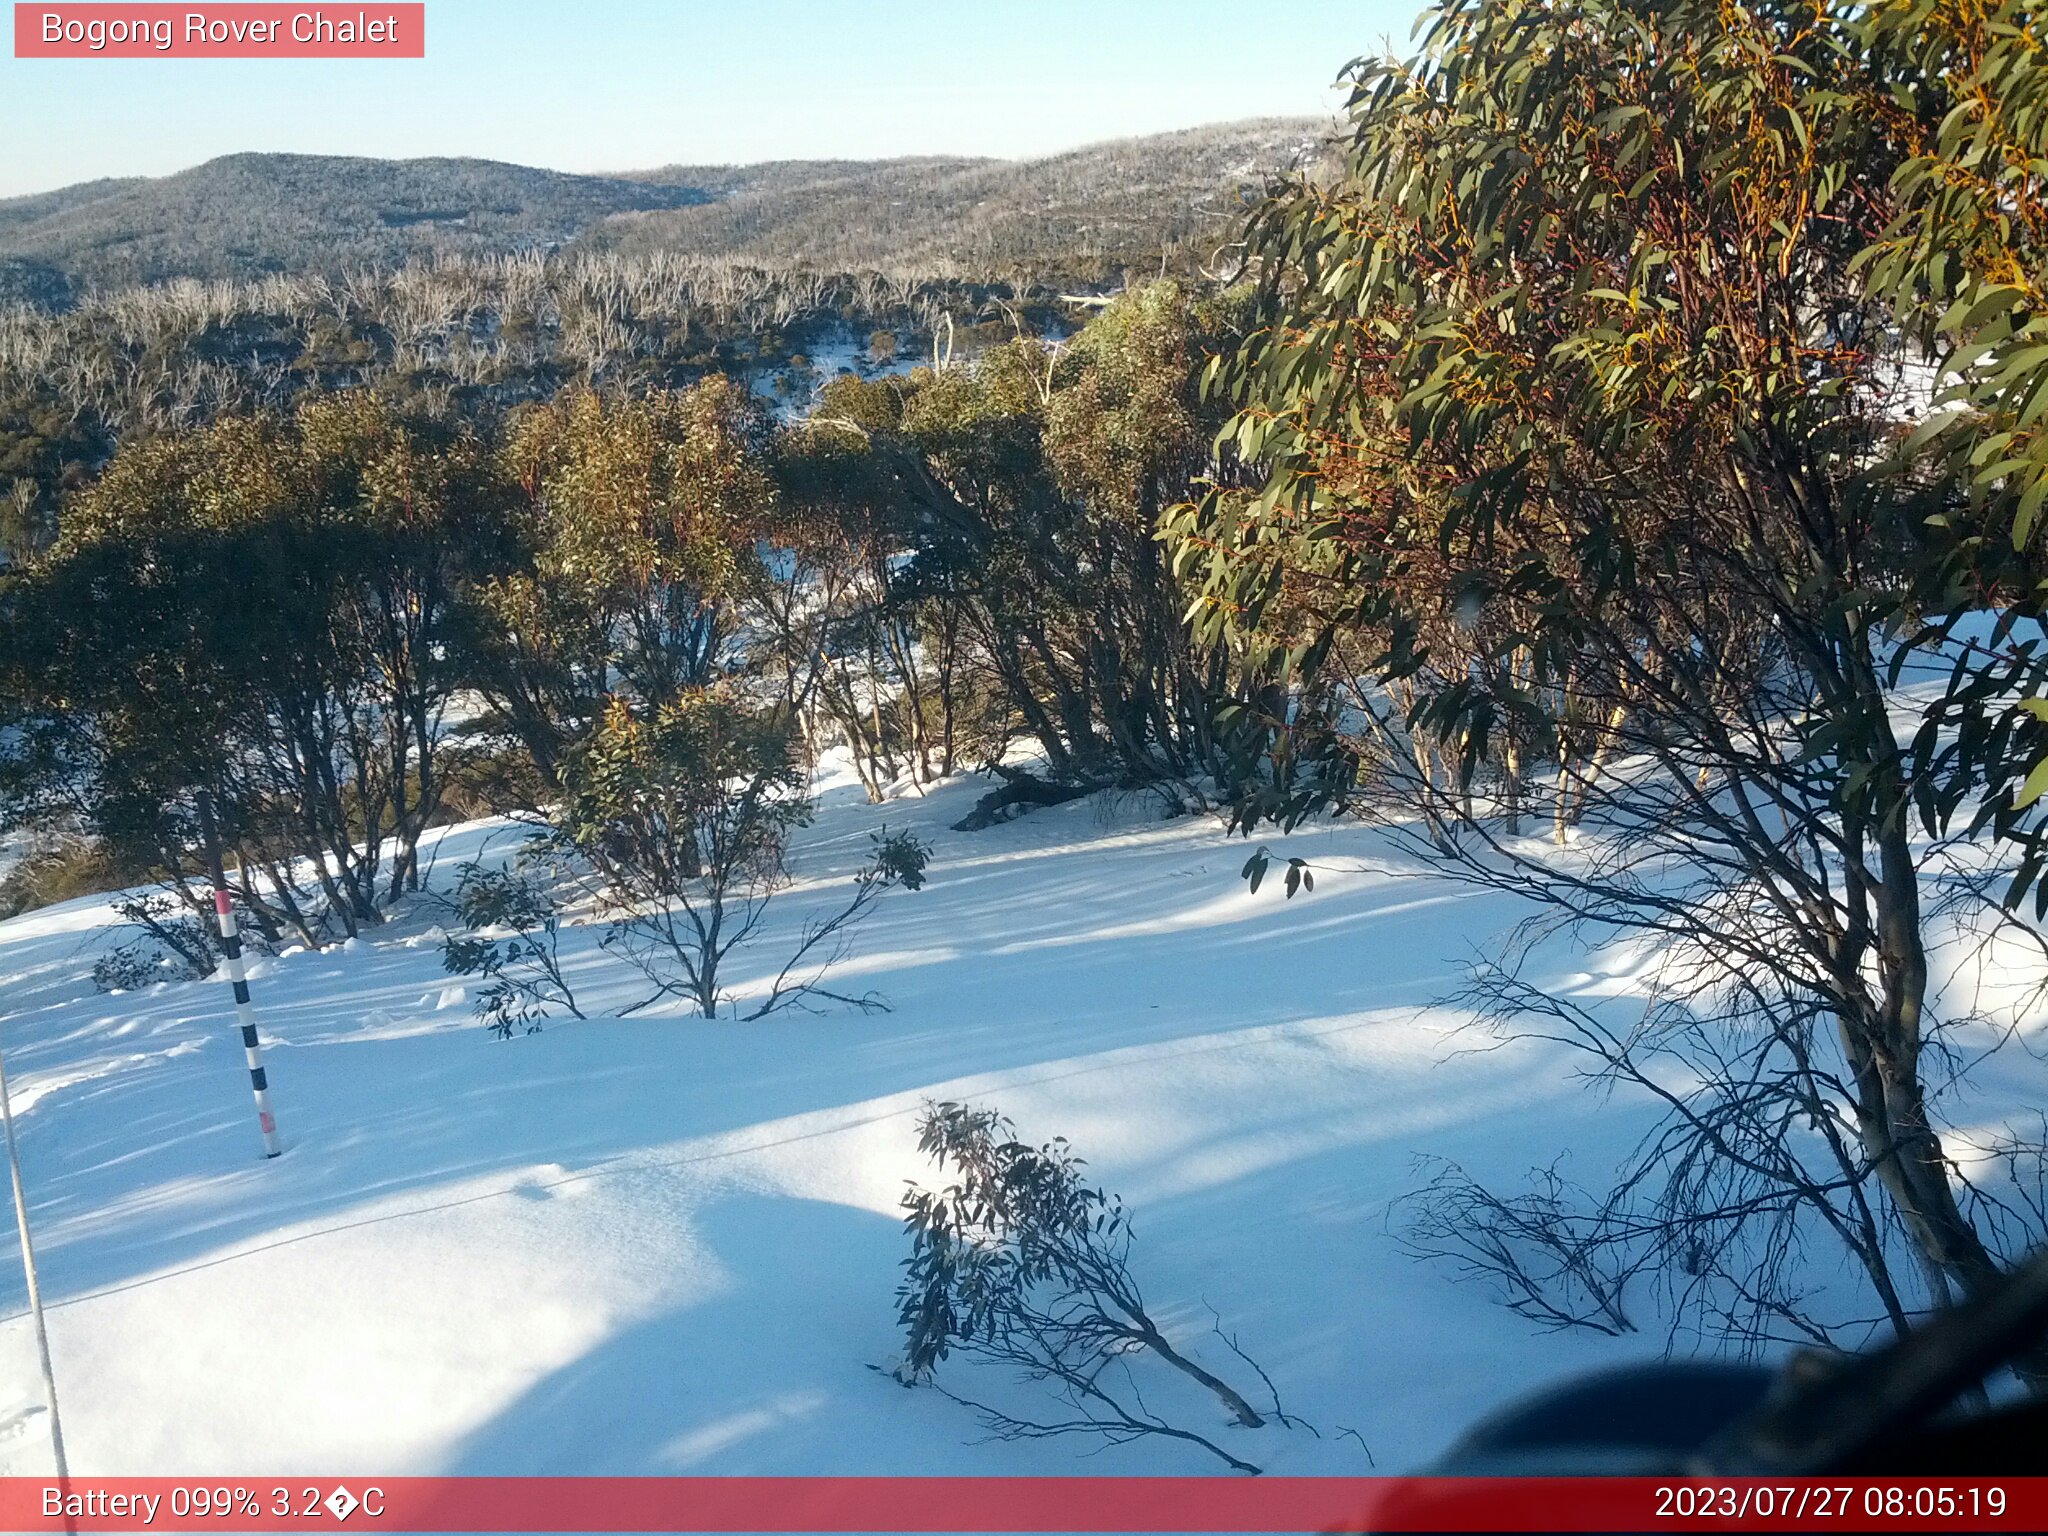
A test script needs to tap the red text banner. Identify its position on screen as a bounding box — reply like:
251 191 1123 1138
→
14 5 424 58
1 1476 2044 1532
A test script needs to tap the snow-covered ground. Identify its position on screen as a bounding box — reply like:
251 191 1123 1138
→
0 756 2035 1479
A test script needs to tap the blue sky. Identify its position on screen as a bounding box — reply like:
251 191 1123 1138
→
0 1 1418 197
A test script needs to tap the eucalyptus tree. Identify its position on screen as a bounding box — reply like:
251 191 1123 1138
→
556 693 929 1020
785 284 1243 813
471 378 777 788
1849 1 2048 900
1168 0 2048 1366
1 394 502 939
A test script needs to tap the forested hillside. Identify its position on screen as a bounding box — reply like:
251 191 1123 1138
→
0 119 1328 294
599 119 1329 279
0 154 708 290
0 252 1079 562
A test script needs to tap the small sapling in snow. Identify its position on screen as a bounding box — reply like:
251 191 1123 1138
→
441 856 582 1038
892 1100 1295 1474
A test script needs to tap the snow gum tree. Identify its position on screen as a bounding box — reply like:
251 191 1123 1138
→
1166 0 2048 1372
560 692 808 1018
0 393 503 942
783 285 1247 818
558 692 927 1019
469 378 777 788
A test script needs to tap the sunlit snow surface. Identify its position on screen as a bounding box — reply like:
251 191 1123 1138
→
0 750 2041 1477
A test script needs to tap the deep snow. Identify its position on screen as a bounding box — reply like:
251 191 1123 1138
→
0 755 2037 1479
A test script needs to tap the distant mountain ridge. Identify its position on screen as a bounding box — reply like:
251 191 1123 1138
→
595 120 1331 279
0 119 1332 297
0 153 706 292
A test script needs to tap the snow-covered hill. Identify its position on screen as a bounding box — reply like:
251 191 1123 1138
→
0 757 2033 1478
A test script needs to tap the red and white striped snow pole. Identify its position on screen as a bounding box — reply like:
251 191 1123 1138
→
197 792 281 1159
